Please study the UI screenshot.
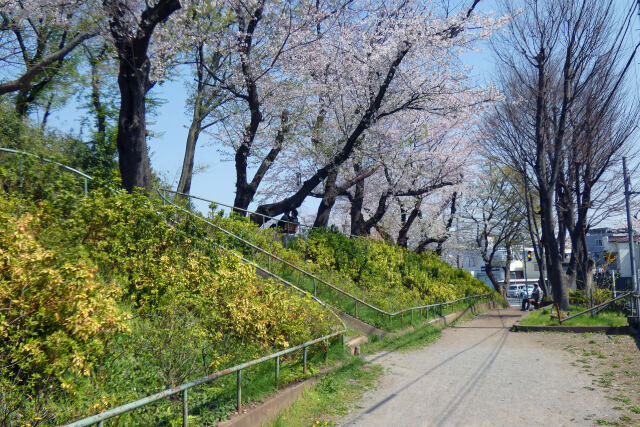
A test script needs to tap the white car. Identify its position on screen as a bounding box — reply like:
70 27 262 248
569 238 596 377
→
506 284 534 298
518 285 535 298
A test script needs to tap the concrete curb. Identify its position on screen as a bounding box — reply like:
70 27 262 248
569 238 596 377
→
339 311 388 337
217 370 328 427
389 301 496 337
511 322 633 335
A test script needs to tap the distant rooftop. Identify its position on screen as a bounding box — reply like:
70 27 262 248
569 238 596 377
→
608 235 640 243
588 227 628 235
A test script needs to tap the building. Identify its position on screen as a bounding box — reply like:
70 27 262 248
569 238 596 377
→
586 228 639 289
456 247 542 290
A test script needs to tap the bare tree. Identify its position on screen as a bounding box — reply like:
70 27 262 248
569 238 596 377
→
489 0 640 309
462 164 524 294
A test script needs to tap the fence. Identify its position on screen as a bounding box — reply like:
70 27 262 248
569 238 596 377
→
0 147 92 194
0 148 349 426
162 188 318 234
3 148 496 425
159 190 495 330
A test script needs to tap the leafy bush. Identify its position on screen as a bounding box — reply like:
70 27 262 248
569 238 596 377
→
0 187 336 425
569 288 614 306
203 213 496 313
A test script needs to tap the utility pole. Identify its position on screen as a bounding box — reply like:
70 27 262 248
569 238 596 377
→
622 157 640 325
522 244 529 297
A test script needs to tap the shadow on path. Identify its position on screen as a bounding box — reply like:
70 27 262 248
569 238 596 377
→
432 328 509 426
346 310 510 425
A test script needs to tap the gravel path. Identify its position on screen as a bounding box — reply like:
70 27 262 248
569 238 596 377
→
342 308 617 426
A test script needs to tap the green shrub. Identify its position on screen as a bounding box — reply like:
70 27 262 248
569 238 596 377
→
0 187 336 425
569 288 614 306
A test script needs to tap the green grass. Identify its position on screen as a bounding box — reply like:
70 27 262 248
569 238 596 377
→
91 337 350 426
519 305 628 327
362 323 442 355
596 419 620 425
266 357 383 427
267 323 443 426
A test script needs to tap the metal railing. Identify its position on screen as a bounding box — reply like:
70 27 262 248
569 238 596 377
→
559 291 634 324
0 147 93 195
161 188 318 232
0 148 350 427
159 190 495 330
65 327 345 427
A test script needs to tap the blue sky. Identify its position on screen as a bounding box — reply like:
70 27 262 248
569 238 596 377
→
43 0 640 223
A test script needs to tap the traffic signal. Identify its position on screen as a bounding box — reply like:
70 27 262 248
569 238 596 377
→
526 251 532 261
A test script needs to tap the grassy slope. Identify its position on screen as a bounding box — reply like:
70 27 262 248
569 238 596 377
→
203 213 500 329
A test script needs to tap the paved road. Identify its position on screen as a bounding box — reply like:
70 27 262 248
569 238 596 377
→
342 309 615 426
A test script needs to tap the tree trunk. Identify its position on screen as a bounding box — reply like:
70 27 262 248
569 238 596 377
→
39 95 53 132
435 192 457 255
234 110 289 213
350 169 366 236
177 48 221 195
115 51 152 192
177 106 202 194
107 0 181 192
397 200 421 248
584 257 595 298
314 168 339 227
540 189 569 309
485 263 502 293
504 243 513 290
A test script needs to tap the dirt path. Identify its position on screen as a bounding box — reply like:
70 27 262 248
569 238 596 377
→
342 308 619 426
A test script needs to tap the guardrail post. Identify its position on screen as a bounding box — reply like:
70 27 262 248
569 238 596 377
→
303 346 308 375
275 356 280 388
83 178 88 196
411 309 414 323
354 300 358 319
324 340 329 365
18 157 23 188
313 278 317 296
341 334 345 348
401 311 404 326
388 314 392 327
237 370 242 412
97 421 103 427
182 389 188 427
268 256 271 272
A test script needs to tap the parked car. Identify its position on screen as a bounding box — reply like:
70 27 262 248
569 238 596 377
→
506 284 534 298
518 285 534 298
506 284 523 298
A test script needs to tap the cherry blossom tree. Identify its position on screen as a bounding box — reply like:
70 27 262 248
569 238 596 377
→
252 0 507 221
180 0 327 209
459 164 526 294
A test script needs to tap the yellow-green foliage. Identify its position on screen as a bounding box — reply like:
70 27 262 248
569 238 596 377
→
0 188 335 425
0 205 127 389
297 229 491 307
207 215 495 312
569 288 614 306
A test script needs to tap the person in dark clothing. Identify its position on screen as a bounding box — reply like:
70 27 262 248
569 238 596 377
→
277 211 291 232
521 283 543 311
288 209 299 234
